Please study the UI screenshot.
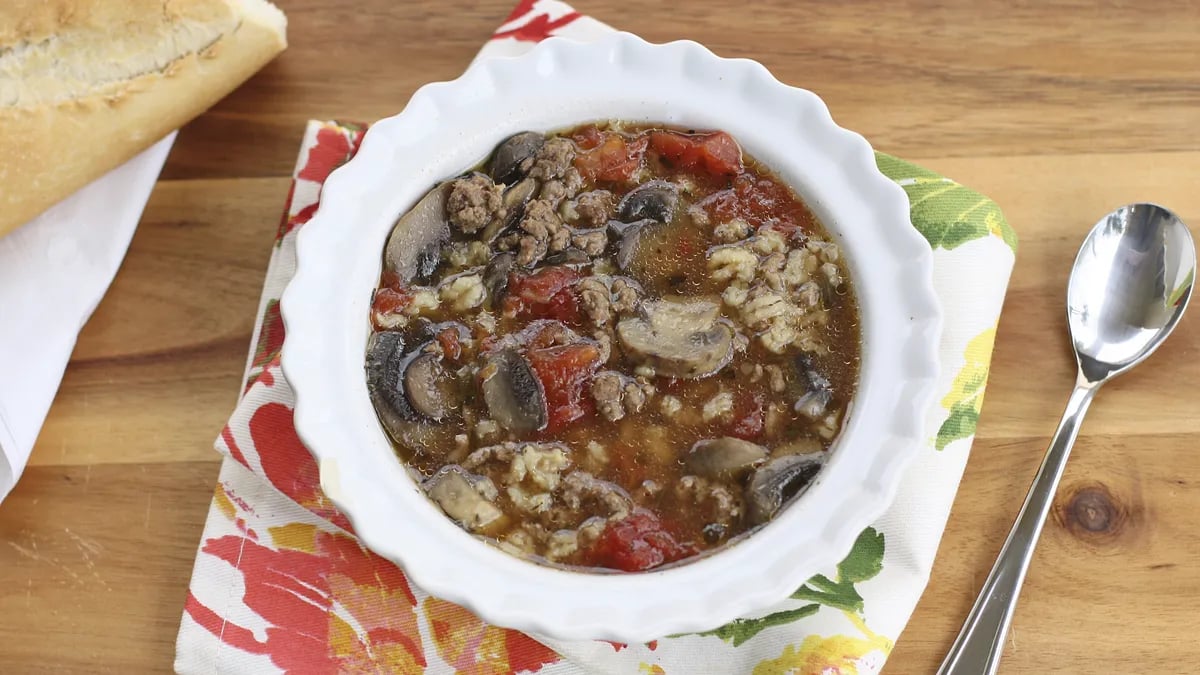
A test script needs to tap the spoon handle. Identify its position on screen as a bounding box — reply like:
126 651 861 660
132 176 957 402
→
937 376 1099 675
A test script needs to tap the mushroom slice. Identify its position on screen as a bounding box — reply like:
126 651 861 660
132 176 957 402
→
745 452 825 525
686 437 770 480
794 353 833 419
366 331 421 433
544 248 591 265
490 131 545 185
480 348 548 433
482 177 539 243
367 333 459 429
424 465 503 531
403 353 458 422
482 251 515 302
615 299 734 378
608 218 655 271
617 180 679 223
384 183 452 284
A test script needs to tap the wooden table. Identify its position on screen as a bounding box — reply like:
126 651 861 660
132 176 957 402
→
2 1 1197 671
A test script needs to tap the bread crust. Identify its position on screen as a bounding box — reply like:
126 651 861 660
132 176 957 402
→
0 0 287 237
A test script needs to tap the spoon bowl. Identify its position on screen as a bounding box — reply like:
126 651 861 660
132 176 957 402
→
1069 203 1195 382
939 203 1195 675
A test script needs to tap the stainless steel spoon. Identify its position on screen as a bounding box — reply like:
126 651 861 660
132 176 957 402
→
938 203 1195 675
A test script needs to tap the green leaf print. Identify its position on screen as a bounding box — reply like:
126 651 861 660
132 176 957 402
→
936 327 997 450
875 152 1018 255
836 527 885 583
695 604 820 646
693 527 885 646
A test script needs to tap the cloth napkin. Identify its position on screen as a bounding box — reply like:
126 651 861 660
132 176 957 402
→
175 2 1018 672
0 134 176 503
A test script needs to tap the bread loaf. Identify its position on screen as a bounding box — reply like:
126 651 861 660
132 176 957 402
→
0 0 287 238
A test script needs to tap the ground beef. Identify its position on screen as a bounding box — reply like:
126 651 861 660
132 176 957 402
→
559 471 631 522
447 174 504 233
529 137 576 181
573 190 616 228
517 199 566 266
591 371 625 421
578 277 613 327
571 228 608 256
540 168 584 205
610 278 640 314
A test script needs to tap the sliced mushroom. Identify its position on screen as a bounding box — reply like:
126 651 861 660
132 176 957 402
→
403 353 458 421
615 299 734 378
608 218 655 270
543 248 591 265
479 348 548 433
482 251 515 302
685 437 770 479
745 452 825 525
489 131 545 185
384 183 451 284
482 177 539 243
366 332 419 434
617 180 679 223
794 353 833 419
424 465 503 531
367 332 460 431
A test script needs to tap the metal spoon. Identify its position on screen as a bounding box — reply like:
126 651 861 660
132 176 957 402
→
938 203 1195 675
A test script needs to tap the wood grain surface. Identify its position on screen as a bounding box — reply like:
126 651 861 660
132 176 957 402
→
2 0 1199 672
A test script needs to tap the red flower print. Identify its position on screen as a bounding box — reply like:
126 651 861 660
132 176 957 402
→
249 300 285 382
276 123 367 240
223 402 354 532
186 526 425 673
492 1 581 43
298 126 356 183
424 597 562 674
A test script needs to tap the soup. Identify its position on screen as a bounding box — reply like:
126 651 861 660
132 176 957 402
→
365 122 859 572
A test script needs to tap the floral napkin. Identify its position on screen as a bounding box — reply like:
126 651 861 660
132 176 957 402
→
174 2 1017 672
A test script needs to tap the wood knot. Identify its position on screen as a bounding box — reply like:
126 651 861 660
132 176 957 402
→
1056 482 1130 545
1070 488 1116 532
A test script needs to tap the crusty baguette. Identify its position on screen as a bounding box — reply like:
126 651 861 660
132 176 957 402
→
0 0 287 238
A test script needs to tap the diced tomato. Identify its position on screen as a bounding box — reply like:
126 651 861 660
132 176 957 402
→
729 391 765 440
436 327 462 362
587 510 697 572
509 266 579 303
379 270 405 291
697 173 815 235
526 343 601 432
698 188 740 224
570 124 605 150
506 266 583 325
370 287 411 329
649 130 743 177
574 133 649 183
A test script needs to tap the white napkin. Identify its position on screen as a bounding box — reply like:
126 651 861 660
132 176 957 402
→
0 133 176 503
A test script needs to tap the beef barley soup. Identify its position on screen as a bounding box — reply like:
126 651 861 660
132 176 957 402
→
365 122 860 572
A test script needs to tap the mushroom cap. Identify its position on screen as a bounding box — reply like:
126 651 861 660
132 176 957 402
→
745 452 825 525
384 183 452 284
685 437 770 479
480 348 549 433
615 298 734 379
489 131 545 185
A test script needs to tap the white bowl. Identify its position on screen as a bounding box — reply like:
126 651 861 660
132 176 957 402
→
280 32 941 643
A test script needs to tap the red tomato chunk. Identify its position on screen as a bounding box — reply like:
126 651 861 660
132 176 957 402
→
649 130 744 177
505 266 583 325
574 133 649 183
587 510 697 572
527 343 602 432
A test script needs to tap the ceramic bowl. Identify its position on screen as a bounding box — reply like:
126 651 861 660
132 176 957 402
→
280 31 941 643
